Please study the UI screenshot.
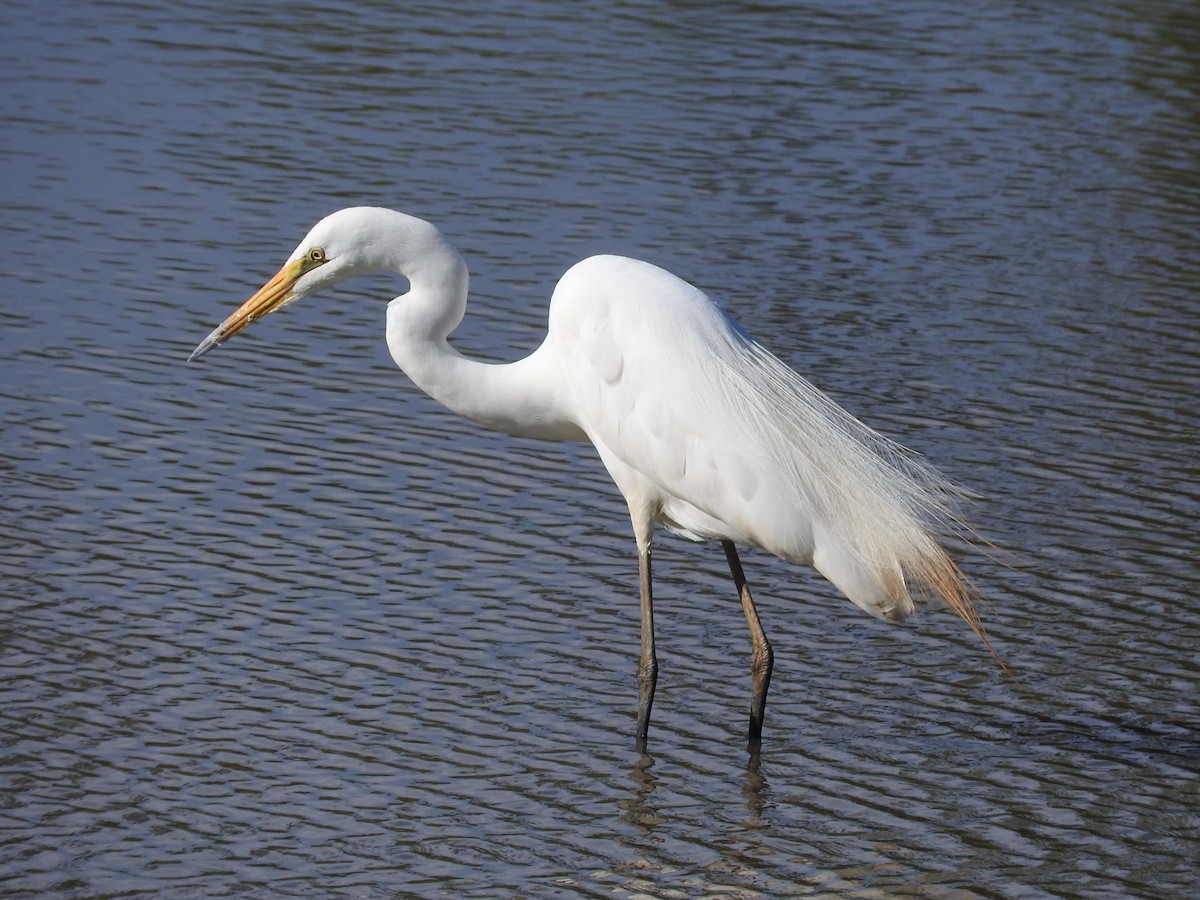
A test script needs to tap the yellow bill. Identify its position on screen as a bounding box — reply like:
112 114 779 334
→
188 258 307 362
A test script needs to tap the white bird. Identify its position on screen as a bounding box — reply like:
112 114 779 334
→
189 206 998 745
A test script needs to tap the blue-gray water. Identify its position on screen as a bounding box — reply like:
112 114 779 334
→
3 1 1198 896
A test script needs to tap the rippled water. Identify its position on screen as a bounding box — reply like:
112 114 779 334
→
3 1 1199 896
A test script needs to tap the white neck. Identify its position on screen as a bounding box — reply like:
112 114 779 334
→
377 216 584 442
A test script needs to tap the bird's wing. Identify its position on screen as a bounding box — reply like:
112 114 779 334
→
548 255 813 554
548 255 970 624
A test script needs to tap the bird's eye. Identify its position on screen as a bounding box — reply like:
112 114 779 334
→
307 248 326 264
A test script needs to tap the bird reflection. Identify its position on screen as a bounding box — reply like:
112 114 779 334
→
743 745 768 824
618 751 663 836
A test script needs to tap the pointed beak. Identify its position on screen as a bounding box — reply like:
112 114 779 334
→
188 258 305 362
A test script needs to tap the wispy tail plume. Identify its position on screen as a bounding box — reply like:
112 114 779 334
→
914 541 1008 673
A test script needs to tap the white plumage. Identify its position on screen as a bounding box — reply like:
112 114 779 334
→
190 206 996 745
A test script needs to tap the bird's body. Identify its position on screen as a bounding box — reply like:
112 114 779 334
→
190 206 995 745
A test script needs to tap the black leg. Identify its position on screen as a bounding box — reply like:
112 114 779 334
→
635 545 658 747
722 540 774 743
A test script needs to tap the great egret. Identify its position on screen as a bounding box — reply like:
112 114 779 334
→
189 207 997 744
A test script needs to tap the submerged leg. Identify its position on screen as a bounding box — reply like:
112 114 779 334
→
635 543 658 747
722 540 774 743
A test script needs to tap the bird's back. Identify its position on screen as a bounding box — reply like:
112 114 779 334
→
547 254 974 627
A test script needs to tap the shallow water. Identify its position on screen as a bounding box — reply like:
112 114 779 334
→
3 1 1199 896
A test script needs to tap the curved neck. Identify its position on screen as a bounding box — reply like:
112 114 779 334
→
383 234 584 442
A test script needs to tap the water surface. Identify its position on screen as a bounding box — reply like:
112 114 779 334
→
2 1 1198 896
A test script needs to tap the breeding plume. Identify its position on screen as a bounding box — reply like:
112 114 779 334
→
189 207 995 745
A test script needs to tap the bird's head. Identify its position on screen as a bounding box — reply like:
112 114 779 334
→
187 207 411 362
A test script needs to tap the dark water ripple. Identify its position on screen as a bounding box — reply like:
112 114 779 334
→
3 0 1199 897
